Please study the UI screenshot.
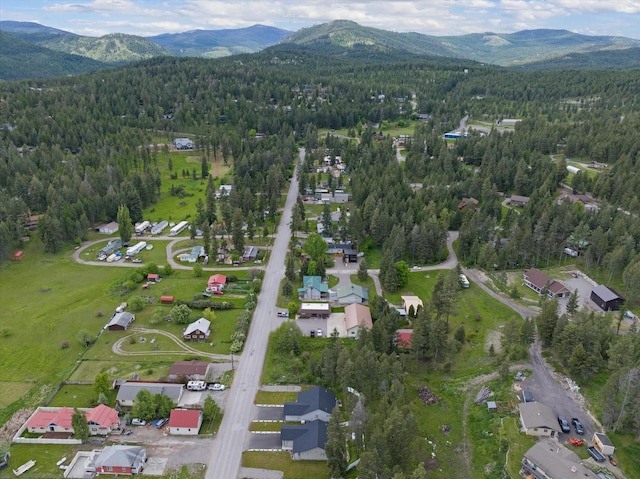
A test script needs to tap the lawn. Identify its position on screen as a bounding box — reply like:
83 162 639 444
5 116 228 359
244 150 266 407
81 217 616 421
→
254 391 298 405
608 431 640 479
501 416 536 478
5 443 84 478
0 382 32 409
242 451 329 479
47 384 117 408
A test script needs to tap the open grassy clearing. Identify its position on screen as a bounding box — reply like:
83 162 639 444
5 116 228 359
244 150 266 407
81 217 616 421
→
242 451 329 479
249 421 287 432
6 443 82 478
0 383 32 409
501 416 536 478
68 359 172 382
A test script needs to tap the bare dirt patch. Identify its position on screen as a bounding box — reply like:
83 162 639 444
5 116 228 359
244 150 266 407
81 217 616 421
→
0 408 33 442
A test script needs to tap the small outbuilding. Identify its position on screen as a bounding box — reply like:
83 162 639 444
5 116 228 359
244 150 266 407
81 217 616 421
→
11 251 24 261
593 432 615 456
168 409 202 435
590 285 624 312
160 295 174 304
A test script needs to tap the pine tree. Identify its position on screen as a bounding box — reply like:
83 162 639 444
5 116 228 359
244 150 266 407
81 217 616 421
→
325 407 347 478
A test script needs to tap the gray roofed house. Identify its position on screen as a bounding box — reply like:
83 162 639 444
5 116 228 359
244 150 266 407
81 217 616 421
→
518 402 561 437
116 382 183 407
182 318 211 341
509 195 530 207
281 420 328 461
86 445 147 475
335 284 369 304
521 439 598 479
107 312 135 331
284 386 337 423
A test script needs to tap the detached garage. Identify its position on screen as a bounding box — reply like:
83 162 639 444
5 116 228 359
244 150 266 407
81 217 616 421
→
590 285 624 312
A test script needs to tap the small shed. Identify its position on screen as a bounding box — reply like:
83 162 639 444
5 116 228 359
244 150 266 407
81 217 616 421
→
487 401 497 412
147 273 159 283
161 296 174 304
593 432 615 456
11 251 24 261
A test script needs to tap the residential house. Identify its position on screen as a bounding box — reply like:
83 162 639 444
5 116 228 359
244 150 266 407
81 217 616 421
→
298 276 330 301
326 242 358 263
518 402 561 438
590 285 624 312
86 404 120 435
97 222 119 234
168 360 212 382
509 195 530 207
207 274 227 292
116 382 183 407
147 273 159 283
173 138 193 150
281 420 328 461
521 439 598 479
319 192 350 204
284 386 337 422
216 184 233 198
168 409 203 435
335 284 368 304
396 329 413 350
178 245 204 263
343 304 373 338
107 312 135 331
242 246 259 262
182 318 211 342
401 295 423 315
298 303 330 319
26 407 74 434
85 446 146 475
523 269 570 298
458 197 479 211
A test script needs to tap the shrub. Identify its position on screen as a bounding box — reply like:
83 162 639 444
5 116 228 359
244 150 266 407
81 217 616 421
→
61 341 69 349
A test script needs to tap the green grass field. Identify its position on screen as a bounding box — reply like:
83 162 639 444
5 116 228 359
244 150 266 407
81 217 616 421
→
242 451 329 479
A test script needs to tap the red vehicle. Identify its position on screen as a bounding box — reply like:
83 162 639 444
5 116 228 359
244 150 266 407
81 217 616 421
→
568 437 584 447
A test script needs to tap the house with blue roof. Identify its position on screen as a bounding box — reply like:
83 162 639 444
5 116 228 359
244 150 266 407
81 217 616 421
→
283 386 337 423
298 276 330 301
281 420 328 461
335 283 369 304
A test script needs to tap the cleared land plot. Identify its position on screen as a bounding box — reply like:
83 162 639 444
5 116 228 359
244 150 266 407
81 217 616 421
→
242 451 329 479
0 382 32 409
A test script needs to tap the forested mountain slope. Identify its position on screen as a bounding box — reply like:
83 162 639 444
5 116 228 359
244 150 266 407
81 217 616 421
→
0 31 107 81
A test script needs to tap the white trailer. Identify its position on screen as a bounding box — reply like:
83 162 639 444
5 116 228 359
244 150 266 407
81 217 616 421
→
151 220 168 235
106 253 117 263
126 241 147 257
168 220 189 237
135 221 151 235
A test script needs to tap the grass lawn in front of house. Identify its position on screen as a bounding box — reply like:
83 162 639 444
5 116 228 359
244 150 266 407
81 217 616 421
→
242 451 329 479
254 391 298 405
47 384 118 408
6 444 85 478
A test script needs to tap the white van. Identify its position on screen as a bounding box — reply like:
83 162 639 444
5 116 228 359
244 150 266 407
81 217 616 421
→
186 380 206 391
459 274 470 289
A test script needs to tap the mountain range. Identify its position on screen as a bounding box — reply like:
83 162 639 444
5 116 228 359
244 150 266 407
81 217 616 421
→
1 19 639 81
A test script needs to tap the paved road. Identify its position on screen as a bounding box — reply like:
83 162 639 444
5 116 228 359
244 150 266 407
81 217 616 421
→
204 149 303 479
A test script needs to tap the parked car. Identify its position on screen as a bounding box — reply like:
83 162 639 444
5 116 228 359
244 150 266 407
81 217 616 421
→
131 418 146 426
571 418 584 434
522 390 535 403
123 429 133 436
317 329 323 337
277 311 288 318
208 383 225 391
153 418 168 428
557 415 570 433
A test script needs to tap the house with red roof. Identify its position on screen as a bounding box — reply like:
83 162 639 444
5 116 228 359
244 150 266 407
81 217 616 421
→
168 409 203 435
523 269 570 298
26 405 120 436
207 274 227 292
26 407 74 434
86 404 120 435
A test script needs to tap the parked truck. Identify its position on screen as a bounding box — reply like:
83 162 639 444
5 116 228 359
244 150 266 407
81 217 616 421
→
587 446 606 462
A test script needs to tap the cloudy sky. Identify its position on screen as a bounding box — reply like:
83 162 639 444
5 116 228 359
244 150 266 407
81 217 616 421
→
2 0 640 39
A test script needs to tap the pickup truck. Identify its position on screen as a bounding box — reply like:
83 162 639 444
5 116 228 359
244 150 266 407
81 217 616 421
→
587 446 606 462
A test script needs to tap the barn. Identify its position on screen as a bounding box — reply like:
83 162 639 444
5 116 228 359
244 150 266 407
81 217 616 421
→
590 285 624 312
